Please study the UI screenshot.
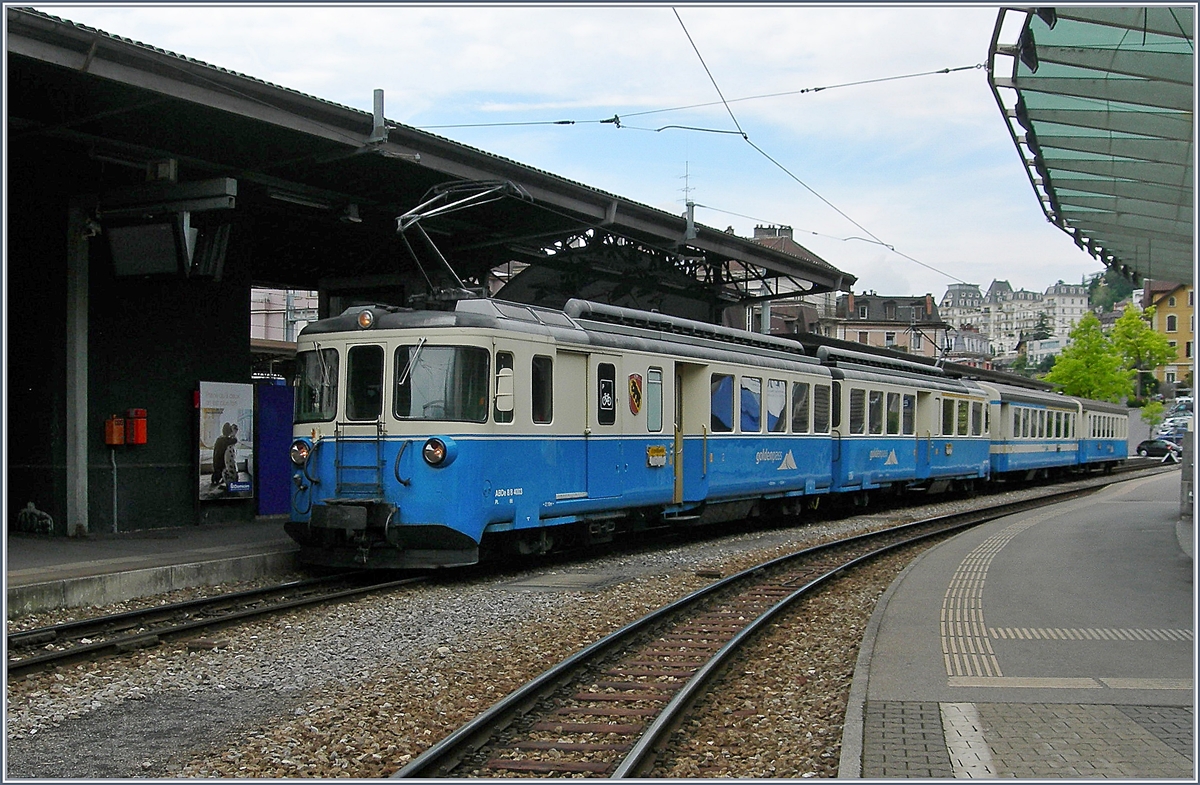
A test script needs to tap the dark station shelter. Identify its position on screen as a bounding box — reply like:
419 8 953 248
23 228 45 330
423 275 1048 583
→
6 8 853 537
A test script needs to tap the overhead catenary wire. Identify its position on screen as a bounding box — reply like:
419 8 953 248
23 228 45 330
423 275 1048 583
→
676 8 964 285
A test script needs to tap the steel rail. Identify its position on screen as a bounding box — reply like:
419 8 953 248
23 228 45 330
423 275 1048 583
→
7 575 425 677
394 481 1118 778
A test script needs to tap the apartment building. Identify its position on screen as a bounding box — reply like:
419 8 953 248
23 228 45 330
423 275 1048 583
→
1142 280 1195 391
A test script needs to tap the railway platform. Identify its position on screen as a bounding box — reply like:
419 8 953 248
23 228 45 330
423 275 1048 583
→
840 468 1195 778
6 517 299 618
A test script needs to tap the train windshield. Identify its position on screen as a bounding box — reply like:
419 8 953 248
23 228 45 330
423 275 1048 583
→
295 347 340 423
394 345 489 422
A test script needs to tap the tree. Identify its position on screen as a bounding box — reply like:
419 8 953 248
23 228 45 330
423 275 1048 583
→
1043 312 1133 402
1086 269 1135 313
1028 311 1053 341
1140 400 1166 431
1110 306 1176 398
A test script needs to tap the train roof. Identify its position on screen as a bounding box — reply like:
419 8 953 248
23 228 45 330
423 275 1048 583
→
299 298 829 375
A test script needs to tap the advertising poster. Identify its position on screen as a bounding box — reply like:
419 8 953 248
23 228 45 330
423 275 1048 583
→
199 381 254 501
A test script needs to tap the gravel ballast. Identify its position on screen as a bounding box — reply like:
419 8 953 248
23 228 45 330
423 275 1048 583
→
4 476 1152 778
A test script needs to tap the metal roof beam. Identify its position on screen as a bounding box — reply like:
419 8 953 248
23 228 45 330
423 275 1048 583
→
1012 76 1192 111
1056 194 1194 224
1050 177 1192 208
1033 135 1192 166
1019 107 1192 142
1040 156 1194 188
1058 209 1193 244
1053 7 1195 39
1034 46 1195 84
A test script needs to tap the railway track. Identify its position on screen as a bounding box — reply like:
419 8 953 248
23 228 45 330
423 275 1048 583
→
392 480 1132 778
6 573 425 677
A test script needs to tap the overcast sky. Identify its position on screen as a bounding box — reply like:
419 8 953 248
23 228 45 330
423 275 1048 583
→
29 3 1110 299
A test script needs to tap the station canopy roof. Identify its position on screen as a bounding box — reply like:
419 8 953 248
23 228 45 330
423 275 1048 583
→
989 7 1194 286
6 7 854 318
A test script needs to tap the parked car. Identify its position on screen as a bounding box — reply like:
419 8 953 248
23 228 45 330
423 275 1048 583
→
1136 439 1182 458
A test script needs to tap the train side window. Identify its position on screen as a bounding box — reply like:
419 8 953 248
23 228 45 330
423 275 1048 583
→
767 379 788 433
886 392 901 435
295 348 339 423
956 400 970 436
831 382 842 429
1054 412 1062 438
942 399 955 436
902 394 915 435
711 373 734 433
849 388 866 435
532 355 553 423
971 402 983 436
741 376 762 432
395 345 489 422
1022 409 1030 438
1012 409 1020 438
597 363 616 426
791 382 810 434
1040 410 1047 438
646 368 663 432
813 384 831 434
494 351 514 424
866 390 883 435
346 345 384 421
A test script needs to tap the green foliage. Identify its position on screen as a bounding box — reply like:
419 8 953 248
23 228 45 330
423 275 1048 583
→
1140 400 1166 430
1028 312 1052 341
1111 306 1177 397
1044 312 1133 402
1087 269 1135 313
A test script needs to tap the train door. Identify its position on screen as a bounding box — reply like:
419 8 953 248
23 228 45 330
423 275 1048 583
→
915 391 935 477
586 353 623 499
674 362 709 503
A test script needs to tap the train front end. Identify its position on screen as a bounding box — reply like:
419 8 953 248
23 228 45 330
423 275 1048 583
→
286 306 494 569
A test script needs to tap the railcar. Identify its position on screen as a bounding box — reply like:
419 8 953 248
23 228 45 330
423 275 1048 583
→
975 382 1082 479
815 347 990 496
1076 397 1130 470
285 297 1131 570
287 298 838 568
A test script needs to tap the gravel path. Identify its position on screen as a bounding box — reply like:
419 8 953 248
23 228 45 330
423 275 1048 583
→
4 475 1154 778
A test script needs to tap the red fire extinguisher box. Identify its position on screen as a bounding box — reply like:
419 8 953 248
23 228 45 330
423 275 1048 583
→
104 414 125 446
125 408 147 445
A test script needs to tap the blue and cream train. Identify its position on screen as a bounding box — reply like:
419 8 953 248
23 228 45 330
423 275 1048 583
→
286 298 1128 569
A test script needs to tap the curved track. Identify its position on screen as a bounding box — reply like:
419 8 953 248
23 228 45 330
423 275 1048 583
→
394 482 1122 778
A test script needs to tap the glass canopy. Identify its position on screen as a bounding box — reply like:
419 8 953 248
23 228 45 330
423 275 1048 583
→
989 7 1194 285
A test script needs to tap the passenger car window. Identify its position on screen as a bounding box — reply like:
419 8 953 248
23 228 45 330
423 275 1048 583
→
791 382 810 434
902 394 915 435
532 355 553 423
850 388 866 435
394 345 489 422
646 368 663 432
295 347 339 423
766 379 788 433
346 345 384 421
494 351 514 424
740 376 762 432
886 392 901 435
869 390 884 435
597 363 616 426
942 399 955 436
813 385 831 434
711 374 734 433
971 402 983 436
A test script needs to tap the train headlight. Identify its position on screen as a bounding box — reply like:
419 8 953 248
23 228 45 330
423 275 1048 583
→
421 437 458 468
290 439 312 466
356 309 375 329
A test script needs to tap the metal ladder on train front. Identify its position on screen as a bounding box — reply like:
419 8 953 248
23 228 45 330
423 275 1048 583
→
333 419 385 497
